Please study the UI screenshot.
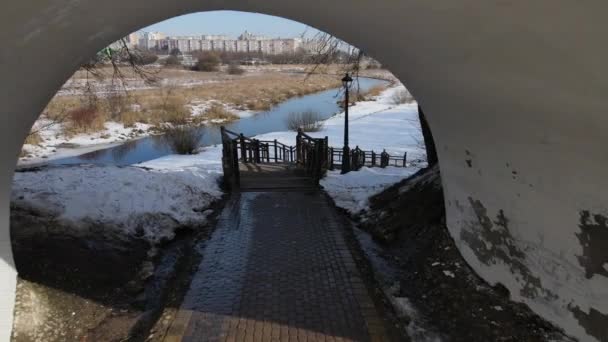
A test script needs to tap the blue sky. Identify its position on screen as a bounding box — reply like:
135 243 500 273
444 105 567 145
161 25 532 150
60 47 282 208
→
143 11 320 38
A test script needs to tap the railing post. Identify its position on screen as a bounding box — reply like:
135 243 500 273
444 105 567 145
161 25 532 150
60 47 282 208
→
274 140 278 163
247 141 252 162
232 141 240 187
361 150 366 169
315 140 323 184
239 134 247 162
296 128 303 164
381 149 389 168
371 151 376 167
403 152 407 167
253 140 260 163
324 136 329 167
329 147 334 170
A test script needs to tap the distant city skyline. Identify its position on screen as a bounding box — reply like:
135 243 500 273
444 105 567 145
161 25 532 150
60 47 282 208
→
142 11 321 39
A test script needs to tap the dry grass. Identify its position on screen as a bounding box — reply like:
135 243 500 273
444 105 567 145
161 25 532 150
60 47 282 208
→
363 85 386 98
227 63 245 75
391 89 415 104
133 73 341 113
201 103 239 122
351 84 387 103
120 111 147 127
40 71 342 137
24 132 42 146
103 92 131 121
64 106 107 135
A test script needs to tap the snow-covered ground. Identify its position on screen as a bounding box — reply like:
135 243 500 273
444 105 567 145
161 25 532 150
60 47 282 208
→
12 145 224 244
20 120 154 165
13 84 425 245
19 103 250 165
321 167 420 214
255 84 426 215
255 85 426 160
188 100 257 119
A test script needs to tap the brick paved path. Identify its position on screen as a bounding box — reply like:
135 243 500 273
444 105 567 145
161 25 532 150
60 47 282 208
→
165 190 389 342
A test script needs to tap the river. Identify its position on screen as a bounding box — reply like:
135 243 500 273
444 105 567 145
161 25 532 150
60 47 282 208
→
48 77 388 166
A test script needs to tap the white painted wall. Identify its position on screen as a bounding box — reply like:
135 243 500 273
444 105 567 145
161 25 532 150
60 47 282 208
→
1 1 608 340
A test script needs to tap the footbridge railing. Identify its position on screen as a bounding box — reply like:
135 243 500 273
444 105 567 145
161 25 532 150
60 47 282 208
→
220 127 329 189
296 129 329 183
328 147 409 171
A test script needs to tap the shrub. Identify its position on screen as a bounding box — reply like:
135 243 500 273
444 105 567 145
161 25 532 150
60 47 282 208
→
391 89 415 104
104 92 130 121
202 103 239 122
169 48 181 57
134 50 158 65
162 125 202 155
164 55 181 67
227 63 245 75
194 52 221 72
286 110 324 132
153 108 189 126
246 99 272 111
365 61 382 69
149 96 190 126
66 106 105 133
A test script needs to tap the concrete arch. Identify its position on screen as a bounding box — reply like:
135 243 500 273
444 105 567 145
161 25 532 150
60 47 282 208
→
2 1 608 340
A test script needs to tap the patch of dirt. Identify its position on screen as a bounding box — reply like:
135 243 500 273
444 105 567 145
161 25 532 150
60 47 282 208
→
9 198 225 342
353 166 575 341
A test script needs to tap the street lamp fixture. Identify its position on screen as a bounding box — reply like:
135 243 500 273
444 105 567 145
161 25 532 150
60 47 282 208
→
341 73 353 174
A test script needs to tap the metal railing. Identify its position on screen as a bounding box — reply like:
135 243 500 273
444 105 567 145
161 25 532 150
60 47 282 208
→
221 126 413 190
328 146 408 171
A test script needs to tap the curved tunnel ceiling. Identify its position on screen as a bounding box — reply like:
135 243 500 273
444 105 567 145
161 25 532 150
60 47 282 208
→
2 1 608 340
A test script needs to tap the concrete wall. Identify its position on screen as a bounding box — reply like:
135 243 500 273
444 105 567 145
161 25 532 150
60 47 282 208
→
1 1 608 340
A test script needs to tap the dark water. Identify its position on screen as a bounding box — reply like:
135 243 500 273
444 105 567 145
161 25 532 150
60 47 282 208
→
48 77 388 166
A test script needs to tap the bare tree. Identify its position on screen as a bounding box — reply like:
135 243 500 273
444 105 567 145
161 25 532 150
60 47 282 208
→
304 31 367 103
27 39 161 140
305 32 364 78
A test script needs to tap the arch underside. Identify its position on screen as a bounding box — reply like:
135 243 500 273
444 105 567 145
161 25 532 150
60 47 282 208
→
2 1 608 341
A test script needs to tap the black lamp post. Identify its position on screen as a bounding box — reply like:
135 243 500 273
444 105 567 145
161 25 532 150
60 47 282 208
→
341 73 353 174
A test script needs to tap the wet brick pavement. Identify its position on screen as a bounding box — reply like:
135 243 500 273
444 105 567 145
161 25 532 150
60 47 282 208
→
165 191 388 342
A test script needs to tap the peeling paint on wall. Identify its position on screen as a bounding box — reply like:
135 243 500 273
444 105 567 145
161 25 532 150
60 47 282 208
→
576 211 608 279
570 305 608 341
460 198 556 300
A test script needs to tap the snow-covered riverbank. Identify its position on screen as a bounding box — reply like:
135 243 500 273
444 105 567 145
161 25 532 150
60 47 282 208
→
12 146 224 244
255 84 426 214
256 85 425 160
13 84 424 243
18 106 252 166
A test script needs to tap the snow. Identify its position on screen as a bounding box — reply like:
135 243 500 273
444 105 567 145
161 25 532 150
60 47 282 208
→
12 145 224 244
20 120 153 166
188 100 256 119
385 285 443 342
13 85 425 247
254 84 426 215
443 270 456 278
255 85 426 160
321 167 420 214
20 100 253 165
